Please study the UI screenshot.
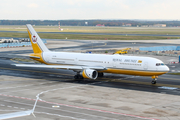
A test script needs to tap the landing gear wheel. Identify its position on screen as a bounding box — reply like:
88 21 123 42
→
74 75 78 79
151 76 158 84
74 74 84 80
151 80 156 84
98 72 104 77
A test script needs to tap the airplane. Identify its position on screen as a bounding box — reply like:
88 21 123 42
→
14 24 169 84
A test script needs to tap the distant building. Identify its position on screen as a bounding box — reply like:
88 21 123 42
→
141 25 149 27
125 24 131 27
85 22 88 25
96 24 105 27
141 24 167 27
0 38 19 43
153 24 166 27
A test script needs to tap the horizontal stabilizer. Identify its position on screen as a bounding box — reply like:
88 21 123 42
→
29 56 41 59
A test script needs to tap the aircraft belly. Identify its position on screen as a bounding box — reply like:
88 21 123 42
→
102 68 168 76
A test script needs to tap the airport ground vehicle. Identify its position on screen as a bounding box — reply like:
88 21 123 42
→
114 48 131 54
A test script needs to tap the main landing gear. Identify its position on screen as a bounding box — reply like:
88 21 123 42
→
74 72 84 80
98 72 104 77
74 72 104 80
74 72 84 83
151 76 158 84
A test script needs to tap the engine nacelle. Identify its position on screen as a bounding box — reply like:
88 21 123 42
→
82 69 98 79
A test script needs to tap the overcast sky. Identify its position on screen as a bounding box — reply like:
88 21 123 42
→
0 0 179 20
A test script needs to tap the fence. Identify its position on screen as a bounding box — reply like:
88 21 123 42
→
0 39 46 48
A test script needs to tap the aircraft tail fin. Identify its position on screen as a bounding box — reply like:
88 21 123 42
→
26 24 49 53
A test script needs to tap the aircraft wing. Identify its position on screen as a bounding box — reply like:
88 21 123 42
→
0 110 32 120
14 64 107 71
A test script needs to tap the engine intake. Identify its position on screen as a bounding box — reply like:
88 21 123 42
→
82 69 98 79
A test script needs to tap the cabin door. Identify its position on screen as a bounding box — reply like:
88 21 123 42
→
46 54 51 63
143 62 148 70
113 61 119 68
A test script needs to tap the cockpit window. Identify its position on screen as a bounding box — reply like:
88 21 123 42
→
161 63 165 65
156 63 165 66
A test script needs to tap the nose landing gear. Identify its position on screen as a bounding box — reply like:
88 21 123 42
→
151 76 158 84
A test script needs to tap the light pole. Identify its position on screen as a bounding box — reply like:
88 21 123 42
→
132 43 136 55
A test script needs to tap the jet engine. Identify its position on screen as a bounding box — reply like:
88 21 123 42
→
82 69 98 79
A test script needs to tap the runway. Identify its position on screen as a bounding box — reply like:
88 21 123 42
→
1 31 180 37
1 39 180 120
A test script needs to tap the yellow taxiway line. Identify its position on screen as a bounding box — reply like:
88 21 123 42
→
159 77 180 81
101 78 180 88
1 67 180 88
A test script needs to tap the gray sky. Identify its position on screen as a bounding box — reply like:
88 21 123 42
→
0 0 180 20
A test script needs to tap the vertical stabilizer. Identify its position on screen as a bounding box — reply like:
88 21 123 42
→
26 24 49 53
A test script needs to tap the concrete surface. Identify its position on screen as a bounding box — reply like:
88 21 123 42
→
1 39 180 120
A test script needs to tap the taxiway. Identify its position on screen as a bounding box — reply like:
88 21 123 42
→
0 39 180 120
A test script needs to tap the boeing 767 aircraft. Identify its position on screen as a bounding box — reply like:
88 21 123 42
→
15 24 169 84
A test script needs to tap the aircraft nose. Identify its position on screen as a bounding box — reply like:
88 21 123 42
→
165 65 170 72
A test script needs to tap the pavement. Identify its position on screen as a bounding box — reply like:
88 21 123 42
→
0 39 180 120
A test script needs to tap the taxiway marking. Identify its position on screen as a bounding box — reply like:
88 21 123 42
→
4 100 119 120
35 111 86 120
0 93 158 120
0 84 33 90
159 76 180 81
97 77 180 89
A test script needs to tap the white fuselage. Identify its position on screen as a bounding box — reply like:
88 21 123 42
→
42 52 169 75
23 24 169 81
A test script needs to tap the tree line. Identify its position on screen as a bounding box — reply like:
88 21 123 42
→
0 20 180 27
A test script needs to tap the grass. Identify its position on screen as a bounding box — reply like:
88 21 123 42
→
0 32 29 38
12 58 40 63
0 32 178 40
0 25 180 40
1 25 180 35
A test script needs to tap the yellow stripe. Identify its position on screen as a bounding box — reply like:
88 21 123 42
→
101 68 168 76
82 70 89 79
